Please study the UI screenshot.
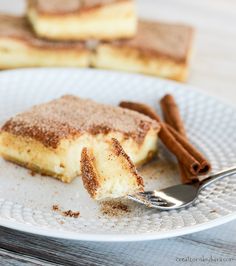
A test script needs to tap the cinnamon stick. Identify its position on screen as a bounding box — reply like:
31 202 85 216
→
120 101 161 122
160 95 193 182
160 94 211 183
179 164 194 183
167 125 210 173
159 124 200 175
119 101 201 175
160 94 186 137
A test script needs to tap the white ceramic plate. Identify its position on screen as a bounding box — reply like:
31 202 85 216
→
0 68 235 242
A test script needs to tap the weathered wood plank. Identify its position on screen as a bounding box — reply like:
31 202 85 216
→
0 248 54 266
0 226 135 266
0 220 235 266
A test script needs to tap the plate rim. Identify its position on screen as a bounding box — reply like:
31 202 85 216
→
0 213 236 242
0 67 235 242
0 67 235 111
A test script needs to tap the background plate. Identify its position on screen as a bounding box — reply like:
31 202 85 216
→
0 68 235 242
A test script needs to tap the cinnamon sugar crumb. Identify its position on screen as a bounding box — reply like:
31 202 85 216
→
52 205 80 218
210 209 217 213
100 200 130 217
29 170 36 176
62 210 80 218
52 204 59 211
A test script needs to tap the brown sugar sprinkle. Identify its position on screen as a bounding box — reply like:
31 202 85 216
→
52 205 80 218
100 200 131 217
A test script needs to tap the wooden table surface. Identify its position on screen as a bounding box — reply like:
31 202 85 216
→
0 0 236 265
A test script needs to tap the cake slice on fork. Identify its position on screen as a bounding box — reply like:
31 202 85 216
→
81 138 144 200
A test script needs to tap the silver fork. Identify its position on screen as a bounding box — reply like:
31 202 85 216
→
128 166 236 210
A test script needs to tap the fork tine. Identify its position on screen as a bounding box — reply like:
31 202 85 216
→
140 192 164 201
128 194 168 207
136 193 164 202
150 200 168 206
149 196 164 201
139 191 153 196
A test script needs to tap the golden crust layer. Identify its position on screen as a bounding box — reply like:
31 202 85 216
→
1 153 71 182
1 95 160 149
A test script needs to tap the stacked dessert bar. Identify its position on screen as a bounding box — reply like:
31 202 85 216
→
0 0 194 81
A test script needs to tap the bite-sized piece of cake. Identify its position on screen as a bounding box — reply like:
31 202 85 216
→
0 14 90 69
92 20 194 81
27 0 137 41
81 138 144 200
0 95 160 183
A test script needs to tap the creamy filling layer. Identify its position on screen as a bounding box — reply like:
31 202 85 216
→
0 129 158 182
0 39 90 68
92 45 188 81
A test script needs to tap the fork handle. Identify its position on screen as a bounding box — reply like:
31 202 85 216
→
199 166 236 190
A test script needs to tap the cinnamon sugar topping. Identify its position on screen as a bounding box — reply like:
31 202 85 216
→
113 20 194 63
0 15 86 50
29 0 126 15
100 200 130 217
52 205 80 218
2 95 159 148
